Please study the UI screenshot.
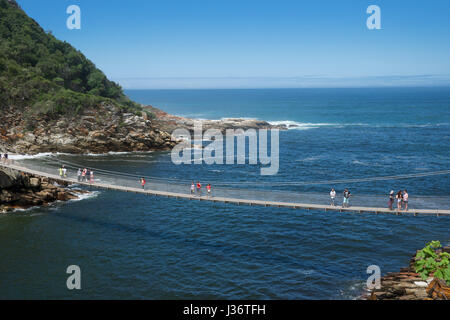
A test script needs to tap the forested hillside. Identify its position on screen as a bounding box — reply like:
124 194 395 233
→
0 0 143 116
0 0 175 155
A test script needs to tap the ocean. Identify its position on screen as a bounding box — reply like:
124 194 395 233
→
1 87 449 299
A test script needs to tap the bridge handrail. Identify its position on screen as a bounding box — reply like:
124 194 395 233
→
1 161 449 217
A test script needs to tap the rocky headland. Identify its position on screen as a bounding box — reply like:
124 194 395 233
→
146 105 289 135
0 166 88 213
0 103 176 155
361 246 450 300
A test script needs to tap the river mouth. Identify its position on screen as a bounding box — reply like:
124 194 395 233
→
1 88 449 299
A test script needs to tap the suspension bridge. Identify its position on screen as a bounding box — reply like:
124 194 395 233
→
1 158 450 217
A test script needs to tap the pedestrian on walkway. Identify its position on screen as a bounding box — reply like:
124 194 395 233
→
206 184 212 197
396 190 403 210
140 177 146 190
388 190 394 210
77 169 82 182
403 189 409 211
196 181 202 196
330 188 336 206
343 189 351 208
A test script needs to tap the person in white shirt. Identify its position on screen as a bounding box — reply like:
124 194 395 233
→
330 188 336 206
403 190 409 211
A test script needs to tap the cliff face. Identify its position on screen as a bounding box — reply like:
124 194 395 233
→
0 103 175 154
0 166 84 212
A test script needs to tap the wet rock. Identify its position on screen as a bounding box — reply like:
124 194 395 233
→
361 251 450 300
29 177 40 188
0 167 87 212
144 105 289 136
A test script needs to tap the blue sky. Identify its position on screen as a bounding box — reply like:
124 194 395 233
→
16 0 450 89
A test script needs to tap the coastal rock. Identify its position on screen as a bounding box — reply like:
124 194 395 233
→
144 106 289 136
0 103 177 155
0 167 86 212
362 248 450 300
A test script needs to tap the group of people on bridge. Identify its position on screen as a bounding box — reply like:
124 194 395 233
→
190 182 212 197
56 165 413 209
139 178 213 197
329 188 410 211
389 189 409 211
58 165 95 183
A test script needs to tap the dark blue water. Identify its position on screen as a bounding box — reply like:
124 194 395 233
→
1 88 449 299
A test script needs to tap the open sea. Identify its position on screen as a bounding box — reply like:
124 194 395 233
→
1 87 449 299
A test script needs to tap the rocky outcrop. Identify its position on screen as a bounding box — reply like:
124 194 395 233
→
362 247 450 300
0 167 86 212
145 106 288 136
0 103 176 154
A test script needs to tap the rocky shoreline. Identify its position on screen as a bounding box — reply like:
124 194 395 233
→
145 105 289 135
361 246 450 300
0 104 288 156
0 102 288 212
0 166 87 213
0 103 176 155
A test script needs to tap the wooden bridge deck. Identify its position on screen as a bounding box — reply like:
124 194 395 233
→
2 162 450 217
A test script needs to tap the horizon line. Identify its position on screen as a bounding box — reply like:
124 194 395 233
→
114 75 450 90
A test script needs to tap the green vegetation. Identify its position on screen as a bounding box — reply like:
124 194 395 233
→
414 241 450 285
0 0 144 117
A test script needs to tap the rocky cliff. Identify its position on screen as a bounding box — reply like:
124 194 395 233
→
0 166 86 212
0 103 175 154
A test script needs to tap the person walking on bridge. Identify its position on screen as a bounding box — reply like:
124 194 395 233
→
396 190 403 211
403 190 409 211
59 166 63 178
81 168 87 182
342 189 351 208
90 170 94 183
206 184 212 197
62 166 67 178
77 169 82 182
388 190 395 210
140 177 146 190
196 181 202 196
330 188 336 206
190 182 195 195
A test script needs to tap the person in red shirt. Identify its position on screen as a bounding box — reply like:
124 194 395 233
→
140 177 146 190
196 181 202 196
206 184 212 197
